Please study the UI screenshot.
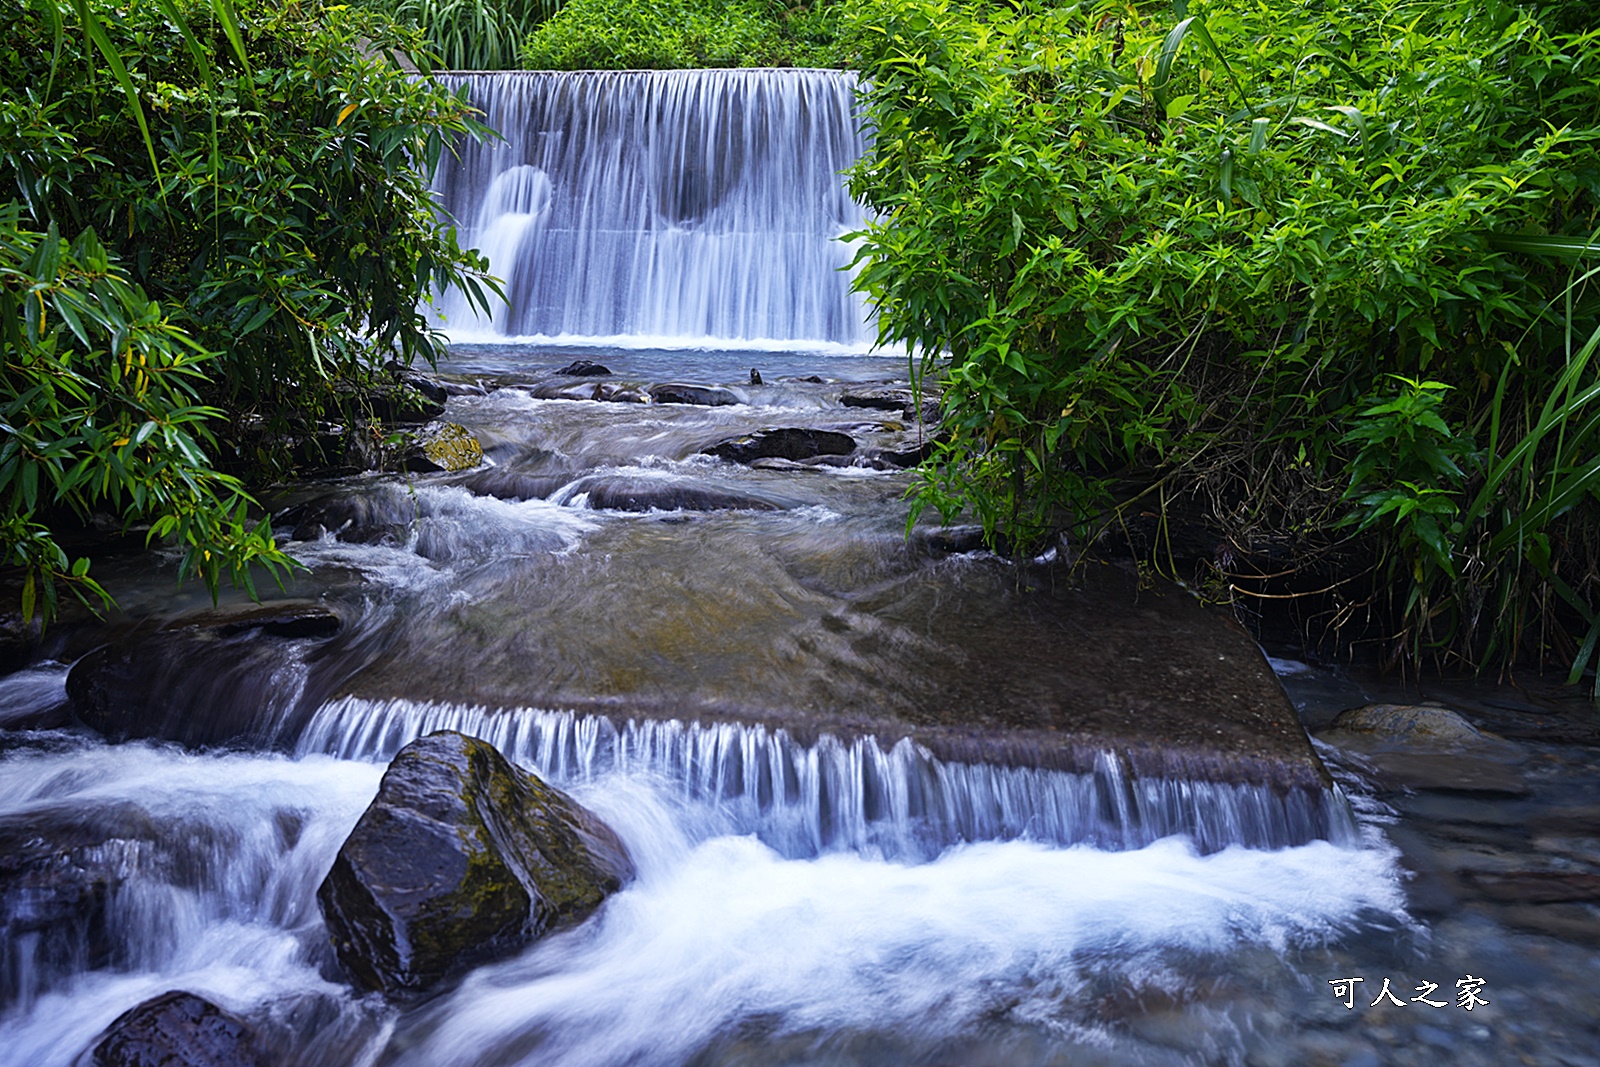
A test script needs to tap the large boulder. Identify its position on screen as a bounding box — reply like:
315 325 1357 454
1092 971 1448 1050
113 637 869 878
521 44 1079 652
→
317 731 634 996
703 427 856 464
91 990 265 1067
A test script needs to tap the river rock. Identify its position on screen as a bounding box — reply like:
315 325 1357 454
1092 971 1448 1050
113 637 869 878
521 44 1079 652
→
564 475 784 513
839 385 940 423
0 804 159 1003
531 381 605 402
703 428 856 464
1317 703 1530 795
317 731 634 996
90 990 265 1067
647 383 740 406
556 359 611 376
454 468 573 503
401 422 483 473
65 602 343 746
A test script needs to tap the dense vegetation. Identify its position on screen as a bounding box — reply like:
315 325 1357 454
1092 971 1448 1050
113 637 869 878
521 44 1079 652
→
1 0 497 618
521 0 853 70
845 0 1600 678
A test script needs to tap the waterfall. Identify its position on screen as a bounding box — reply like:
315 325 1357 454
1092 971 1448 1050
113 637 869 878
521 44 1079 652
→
298 697 1360 858
428 70 874 347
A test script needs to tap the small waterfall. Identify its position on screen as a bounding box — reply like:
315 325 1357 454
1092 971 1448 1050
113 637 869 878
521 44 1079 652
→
428 69 874 346
299 697 1359 858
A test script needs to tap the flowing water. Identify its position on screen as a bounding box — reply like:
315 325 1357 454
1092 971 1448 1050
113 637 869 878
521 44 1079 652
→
2 69 1596 1067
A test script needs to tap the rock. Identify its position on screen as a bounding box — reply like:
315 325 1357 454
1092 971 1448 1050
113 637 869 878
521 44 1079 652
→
65 602 342 746
1323 703 1520 749
402 422 483 473
531 380 603 402
877 438 938 468
91 990 265 1067
647 383 740 406
557 359 611 377
317 731 634 995
595 382 649 404
840 385 940 423
0 610 39 675
1317 703 1530 795
563 475 785 513
704 428 856 464
0 805 159 1003
454 468 573 503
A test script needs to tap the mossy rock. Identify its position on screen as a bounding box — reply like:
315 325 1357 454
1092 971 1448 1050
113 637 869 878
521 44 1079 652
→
317 731 634 996
402 422 483 473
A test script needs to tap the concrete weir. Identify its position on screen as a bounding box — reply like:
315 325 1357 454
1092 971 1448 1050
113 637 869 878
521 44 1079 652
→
305 562 1345 856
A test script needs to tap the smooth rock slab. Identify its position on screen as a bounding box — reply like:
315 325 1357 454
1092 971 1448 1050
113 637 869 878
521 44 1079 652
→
91 991 265 1067
317 731 634 996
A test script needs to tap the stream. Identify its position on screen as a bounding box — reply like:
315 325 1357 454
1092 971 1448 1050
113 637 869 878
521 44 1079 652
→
1 68 1597 1067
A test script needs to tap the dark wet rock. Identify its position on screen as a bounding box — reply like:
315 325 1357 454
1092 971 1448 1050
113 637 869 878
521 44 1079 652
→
0 663 72 730
911 525 998 557
402 422 483 473
704 428 856 464
275 491 415 545
91 990 265 1067
1317 703 1529 795
387 361 449 403
0 804 160 1003
557 359 611 377
648 383 740 406
65 602 342 746
337 367 448 426
877 438 938 468
531 381 604 402
437 377 491 397
454 468 573 503
596 382 649 404
0 610 39 675
840 385 940 423
317 731 634 996
565 475 784 513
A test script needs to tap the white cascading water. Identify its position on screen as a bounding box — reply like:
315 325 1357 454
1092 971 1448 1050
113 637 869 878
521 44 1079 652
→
298 697 1359 858
427 70 875 348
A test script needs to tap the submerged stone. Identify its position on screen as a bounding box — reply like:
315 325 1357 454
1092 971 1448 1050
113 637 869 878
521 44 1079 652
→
91 990 265 1067
1317 702 1530 795
317 731 634 996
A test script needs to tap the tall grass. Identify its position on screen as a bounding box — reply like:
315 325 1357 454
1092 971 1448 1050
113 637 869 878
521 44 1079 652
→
389 0 563 69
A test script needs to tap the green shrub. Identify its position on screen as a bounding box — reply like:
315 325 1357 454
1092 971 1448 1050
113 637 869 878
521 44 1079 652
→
845 0 1600 675
1 0 498 617
522 0 853 69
